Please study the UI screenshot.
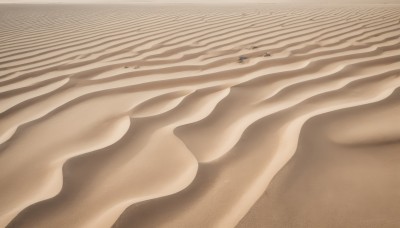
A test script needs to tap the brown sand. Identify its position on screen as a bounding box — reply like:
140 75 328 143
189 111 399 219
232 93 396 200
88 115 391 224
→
0 3 400 228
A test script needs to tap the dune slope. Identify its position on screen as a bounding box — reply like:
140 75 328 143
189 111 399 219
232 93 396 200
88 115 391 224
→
1 3 400 228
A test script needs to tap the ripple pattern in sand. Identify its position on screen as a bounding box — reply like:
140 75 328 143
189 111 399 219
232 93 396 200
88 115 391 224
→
1 4 400 228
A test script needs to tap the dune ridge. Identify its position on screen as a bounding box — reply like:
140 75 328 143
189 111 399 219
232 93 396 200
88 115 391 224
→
1 3 400 228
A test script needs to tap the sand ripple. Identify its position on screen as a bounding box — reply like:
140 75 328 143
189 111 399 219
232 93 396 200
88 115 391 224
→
1 3 400 228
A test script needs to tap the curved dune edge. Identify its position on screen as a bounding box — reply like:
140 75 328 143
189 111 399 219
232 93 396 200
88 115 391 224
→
234 86 399 228
1 3 400 228
237 87 400 228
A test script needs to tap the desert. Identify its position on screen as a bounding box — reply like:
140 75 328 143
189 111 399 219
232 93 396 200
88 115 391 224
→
1 2 400 227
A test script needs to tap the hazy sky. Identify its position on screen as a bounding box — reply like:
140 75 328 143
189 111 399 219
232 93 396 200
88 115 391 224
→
0 0 399 3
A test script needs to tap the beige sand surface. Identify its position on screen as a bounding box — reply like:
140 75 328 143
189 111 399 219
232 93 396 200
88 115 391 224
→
0 3 400 228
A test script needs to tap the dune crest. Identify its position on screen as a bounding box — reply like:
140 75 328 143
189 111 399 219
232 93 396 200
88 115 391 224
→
1 3 400 228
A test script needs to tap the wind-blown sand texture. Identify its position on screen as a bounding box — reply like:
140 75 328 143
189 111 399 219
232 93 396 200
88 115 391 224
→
1 3 400 228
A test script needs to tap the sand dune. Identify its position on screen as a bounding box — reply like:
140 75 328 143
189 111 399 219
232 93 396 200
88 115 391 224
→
1 3 400 228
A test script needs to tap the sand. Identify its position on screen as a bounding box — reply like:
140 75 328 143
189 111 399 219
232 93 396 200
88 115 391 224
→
0 3 400 228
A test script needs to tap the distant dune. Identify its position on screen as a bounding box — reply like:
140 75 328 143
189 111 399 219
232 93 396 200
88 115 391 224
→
0 3 400 228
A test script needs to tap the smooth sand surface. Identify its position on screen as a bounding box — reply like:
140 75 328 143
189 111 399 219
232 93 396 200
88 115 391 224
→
0 3 400 228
